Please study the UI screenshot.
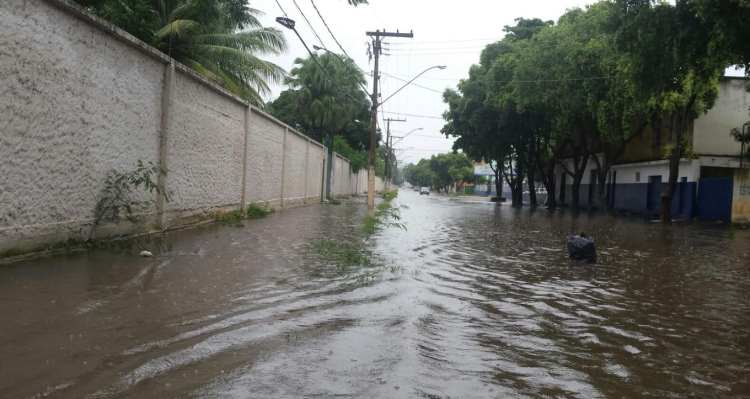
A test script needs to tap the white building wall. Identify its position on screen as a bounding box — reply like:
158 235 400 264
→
693 78 749 157
612 159 701 184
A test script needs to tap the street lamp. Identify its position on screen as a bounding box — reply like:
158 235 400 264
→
275 17 319 66
393 127 424 144
379 65 446 106
275 17 295 30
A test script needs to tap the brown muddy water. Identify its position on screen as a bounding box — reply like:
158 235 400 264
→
1 190 749 398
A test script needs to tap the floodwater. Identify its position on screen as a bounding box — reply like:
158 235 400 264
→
1 191 749 398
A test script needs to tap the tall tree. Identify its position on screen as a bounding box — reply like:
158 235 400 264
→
268 54 370 147
614 0 725 221
267 53 371 198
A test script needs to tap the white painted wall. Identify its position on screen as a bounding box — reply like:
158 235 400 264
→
0 0 380 256
693 78 749 157
611 159 701 184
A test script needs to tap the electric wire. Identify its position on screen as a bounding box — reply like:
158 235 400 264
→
274 0 289 16
382 111 444 120
310 0 355 62
291 0 325 46
378 72 445 94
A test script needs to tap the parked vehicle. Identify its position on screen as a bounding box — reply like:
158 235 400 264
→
420 187 430 195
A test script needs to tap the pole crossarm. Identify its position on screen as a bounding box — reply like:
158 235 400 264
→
366 30 414 38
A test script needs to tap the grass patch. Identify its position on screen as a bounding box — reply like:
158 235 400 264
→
362 190 405 236
362 214 378 235
215 203 273 226
382 190 398 202
311 239 373 268
215 209 246 226
306 189 404 285
246 203 273 219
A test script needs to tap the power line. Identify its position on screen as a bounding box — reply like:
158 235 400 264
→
382 50 485 56
387 37 502 45
378 72 444 94
310 0 355 62
291 0 325 46
407 133 454 140
274 0 289 16
382 111 444 120
388 45 488 52
387 73 613 84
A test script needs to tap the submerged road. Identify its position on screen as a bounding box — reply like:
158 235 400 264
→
1 190 749 398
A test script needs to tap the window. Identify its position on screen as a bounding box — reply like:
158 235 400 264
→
635 172 641 182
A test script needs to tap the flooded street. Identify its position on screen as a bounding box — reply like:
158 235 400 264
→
2 190 750 398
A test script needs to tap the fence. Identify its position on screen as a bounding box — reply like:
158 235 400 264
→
0 0 381 256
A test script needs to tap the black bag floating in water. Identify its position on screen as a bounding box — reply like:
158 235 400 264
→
567 233 596 263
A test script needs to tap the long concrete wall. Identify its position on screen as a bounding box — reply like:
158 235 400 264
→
0 0 381 256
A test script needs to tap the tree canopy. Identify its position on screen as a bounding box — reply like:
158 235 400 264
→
267 53 370 150
442 0 749 217
404 153 473 191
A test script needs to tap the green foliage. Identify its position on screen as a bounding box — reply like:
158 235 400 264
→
91 160 166 238
403 159 436 188
216 202 273 225
76 0 286 104
442 0 747 212
361 190 404 236
310 239 373 268
381 190 398 202
215 209 246 226
332 136 367 172
403 153 473 191
267 53 371 149
246 202 273 219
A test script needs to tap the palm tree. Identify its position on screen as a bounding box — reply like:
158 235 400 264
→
82 0 286 105
284 53 369 138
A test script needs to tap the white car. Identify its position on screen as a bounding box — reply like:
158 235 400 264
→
420 187 430 195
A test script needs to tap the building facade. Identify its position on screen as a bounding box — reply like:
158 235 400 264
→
555 78 750 223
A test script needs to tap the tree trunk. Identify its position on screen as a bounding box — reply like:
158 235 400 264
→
591 155 610 211
661 100 694 223
597 171 608 210
512 180 523 207
494 168 504 201
661 123 682 223
571 172 583 210
564 156 588 211
540 162 556 209
527 139 538 208
528 177 537 207
504 164 524 208
546 177 557 208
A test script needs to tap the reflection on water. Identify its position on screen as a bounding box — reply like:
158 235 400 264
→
1 191 749 398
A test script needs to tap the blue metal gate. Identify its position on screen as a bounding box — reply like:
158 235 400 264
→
696 177 733 222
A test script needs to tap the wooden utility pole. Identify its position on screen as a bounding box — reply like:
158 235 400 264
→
384 117 406 191
366 29 413 212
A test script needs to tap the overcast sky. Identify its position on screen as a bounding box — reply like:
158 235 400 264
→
253 0 598 164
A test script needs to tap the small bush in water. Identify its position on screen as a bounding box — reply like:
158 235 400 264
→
246 203 273 219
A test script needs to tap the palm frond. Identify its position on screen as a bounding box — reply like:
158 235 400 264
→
154 19 201 40
194 28 286 54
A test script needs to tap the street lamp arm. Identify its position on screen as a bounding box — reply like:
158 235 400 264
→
378 65 446 107
393 127 423 145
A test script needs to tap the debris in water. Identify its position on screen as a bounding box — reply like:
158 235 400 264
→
139 250 153 257
567 233 596 263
